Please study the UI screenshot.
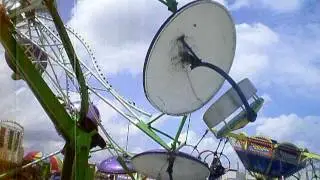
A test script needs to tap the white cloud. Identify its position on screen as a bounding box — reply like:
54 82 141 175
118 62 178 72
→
230 23 278 82
229 0 302 12
0 44 183 162
68 0 320 98
67 0 170 76
230 22 320 98
0 46 64 154
254 114 320 153
260 93 272 104
228 0 250 10
0 44 148 159
259 0 302 12
67 0 228 76
178 0 227 7
1 0 319 169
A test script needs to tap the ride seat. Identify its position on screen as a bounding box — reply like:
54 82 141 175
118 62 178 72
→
203 78 264 138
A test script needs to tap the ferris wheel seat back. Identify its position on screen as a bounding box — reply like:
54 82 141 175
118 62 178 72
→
4 37 48 81
203 78 263 138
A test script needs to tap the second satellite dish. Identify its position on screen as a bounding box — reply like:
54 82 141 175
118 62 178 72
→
143 0 236 115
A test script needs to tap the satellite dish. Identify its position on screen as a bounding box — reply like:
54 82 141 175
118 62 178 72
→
132 149 210 180
143 0 236 115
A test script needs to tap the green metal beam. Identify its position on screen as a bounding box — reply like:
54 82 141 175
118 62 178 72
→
150 126 175 141
0 4 75 140
302 152 320 161
74 130 92 180
61 143 75 180
157 0 178 13
136 121 170 150
1 4 94 180
44 0 89 123
117 156 136 180
172 115 187 150
147 113 164 125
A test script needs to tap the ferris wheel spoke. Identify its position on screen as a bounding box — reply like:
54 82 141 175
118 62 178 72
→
37 15 153 118
89 87 171 150
86 73 95 83
35 17 64 48
34 23 64 62
64 57 151 121
5 0 18 10
0 2 148 177
16 22 29 29
22 24 79 107
33 28 70 104
59 51 149 120
39 43 63 47
36 18 101 80
89 86 110 93
89 88 138 124
44 52 74 76
27 20 33 40
8 1 43 18
83 71 93 78
34 29 72 84
13 34 68 101
98 125 126 156
115 92 152 117
39 15 152 117
3 2 157 159
42 70 69 103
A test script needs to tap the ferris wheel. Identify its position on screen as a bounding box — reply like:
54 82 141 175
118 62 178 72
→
0 0 141 154
1 0 319 180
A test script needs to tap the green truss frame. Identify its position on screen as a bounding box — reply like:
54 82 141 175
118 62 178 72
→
0 1 93 179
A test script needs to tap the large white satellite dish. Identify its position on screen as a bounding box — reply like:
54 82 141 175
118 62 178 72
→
143 0 236 115
132 150 210 180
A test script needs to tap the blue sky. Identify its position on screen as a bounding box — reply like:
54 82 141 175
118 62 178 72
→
62 0 320 163
229 2 320 117
62 0 320 116
0 0 319 171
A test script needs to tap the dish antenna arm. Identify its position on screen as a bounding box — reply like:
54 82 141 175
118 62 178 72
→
158 0 178 12
178 36 257 123
166 153 175 180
